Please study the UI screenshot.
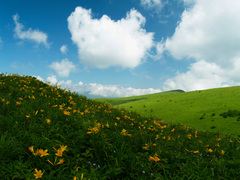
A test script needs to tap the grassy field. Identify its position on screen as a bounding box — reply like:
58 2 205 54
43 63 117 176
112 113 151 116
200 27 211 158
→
97 87 240 138
1 73 240 179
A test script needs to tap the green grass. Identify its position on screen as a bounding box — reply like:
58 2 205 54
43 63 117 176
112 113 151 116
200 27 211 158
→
1 73 240 179
97 87 240 138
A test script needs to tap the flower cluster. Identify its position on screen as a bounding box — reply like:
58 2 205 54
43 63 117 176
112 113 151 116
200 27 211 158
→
29 145 67 178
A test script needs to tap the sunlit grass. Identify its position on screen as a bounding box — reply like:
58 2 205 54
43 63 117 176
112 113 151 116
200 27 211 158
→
98 87 240 137
1 73 240 179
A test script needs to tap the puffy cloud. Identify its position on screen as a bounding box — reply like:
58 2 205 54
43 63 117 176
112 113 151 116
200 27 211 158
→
47 75 58 85
161 0 240 91
162 0 240 68
36 75 160 97
163 60 229 91
140 0 164 12
67 7 154 69
49 59 76 77
60 45 67 54
35 76 44 82
58 80 161 98
13 14 50 48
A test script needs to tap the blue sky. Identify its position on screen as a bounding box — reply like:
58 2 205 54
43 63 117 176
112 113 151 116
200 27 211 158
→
1 0 240 98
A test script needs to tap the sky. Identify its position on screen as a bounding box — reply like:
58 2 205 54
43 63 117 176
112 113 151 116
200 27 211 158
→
1 0 240 98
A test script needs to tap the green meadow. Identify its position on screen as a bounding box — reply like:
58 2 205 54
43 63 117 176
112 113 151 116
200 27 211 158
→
97 87 240 138
1 73 240 179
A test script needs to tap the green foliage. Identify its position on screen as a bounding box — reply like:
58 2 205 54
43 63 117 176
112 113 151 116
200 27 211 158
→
220 110 240 118
1 73 240 179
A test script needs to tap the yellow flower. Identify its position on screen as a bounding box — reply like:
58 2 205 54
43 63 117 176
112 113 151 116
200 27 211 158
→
16 102 21 105
171 128 175 132
59 145 68 152
87 131 93 134
2 99 5 102
46 119 51 124
121 129 127 135
19 97 23 100
29 146 34 153
106 123 109 128
205 145 209 147
56 159 64 165
187 134 192 139
208 148 213 153
63 111 70 116
38 149 49 157
96 122 101 128
221 150 225 155
116 117 120 121
193 150 199 154
149 155 160 162
154 156 161 162
55 149 63 157
92 127 99 133
34 169 44 179
26 115 30 119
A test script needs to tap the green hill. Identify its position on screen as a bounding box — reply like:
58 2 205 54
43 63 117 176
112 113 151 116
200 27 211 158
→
97 87 240 137
1 73 240 179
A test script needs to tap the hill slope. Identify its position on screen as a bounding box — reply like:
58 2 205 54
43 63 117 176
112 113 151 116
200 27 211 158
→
97 87 240 137
1 73 240 179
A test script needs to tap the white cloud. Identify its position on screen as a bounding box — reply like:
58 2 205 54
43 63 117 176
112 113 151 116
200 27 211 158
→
160 0 240 91
36 75 160 97
47 75 58 85
49 59 76 77
35 76 44 82
58 80 161 97
13 14 50 48
60 45 67 54
67 7 154 69
163 60 229 91
140 0 164 12
162 0 240 68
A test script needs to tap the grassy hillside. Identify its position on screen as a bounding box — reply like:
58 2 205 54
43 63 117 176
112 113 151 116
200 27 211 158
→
1 73 240 179
97 87 240 138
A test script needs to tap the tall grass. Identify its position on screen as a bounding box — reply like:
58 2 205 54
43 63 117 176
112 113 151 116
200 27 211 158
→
0 73 240 179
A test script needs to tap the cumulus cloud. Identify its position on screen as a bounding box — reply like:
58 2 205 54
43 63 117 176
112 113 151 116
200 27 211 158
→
49 59 76 77
67 7 154 69
140 0 164 12
163 0 240 67
47 75 58 85
35 76 44 82
13 14 50 48
58 80 161 97
163 60 229 91
161 0 240 91
35 74 160 97
60 45 67 54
